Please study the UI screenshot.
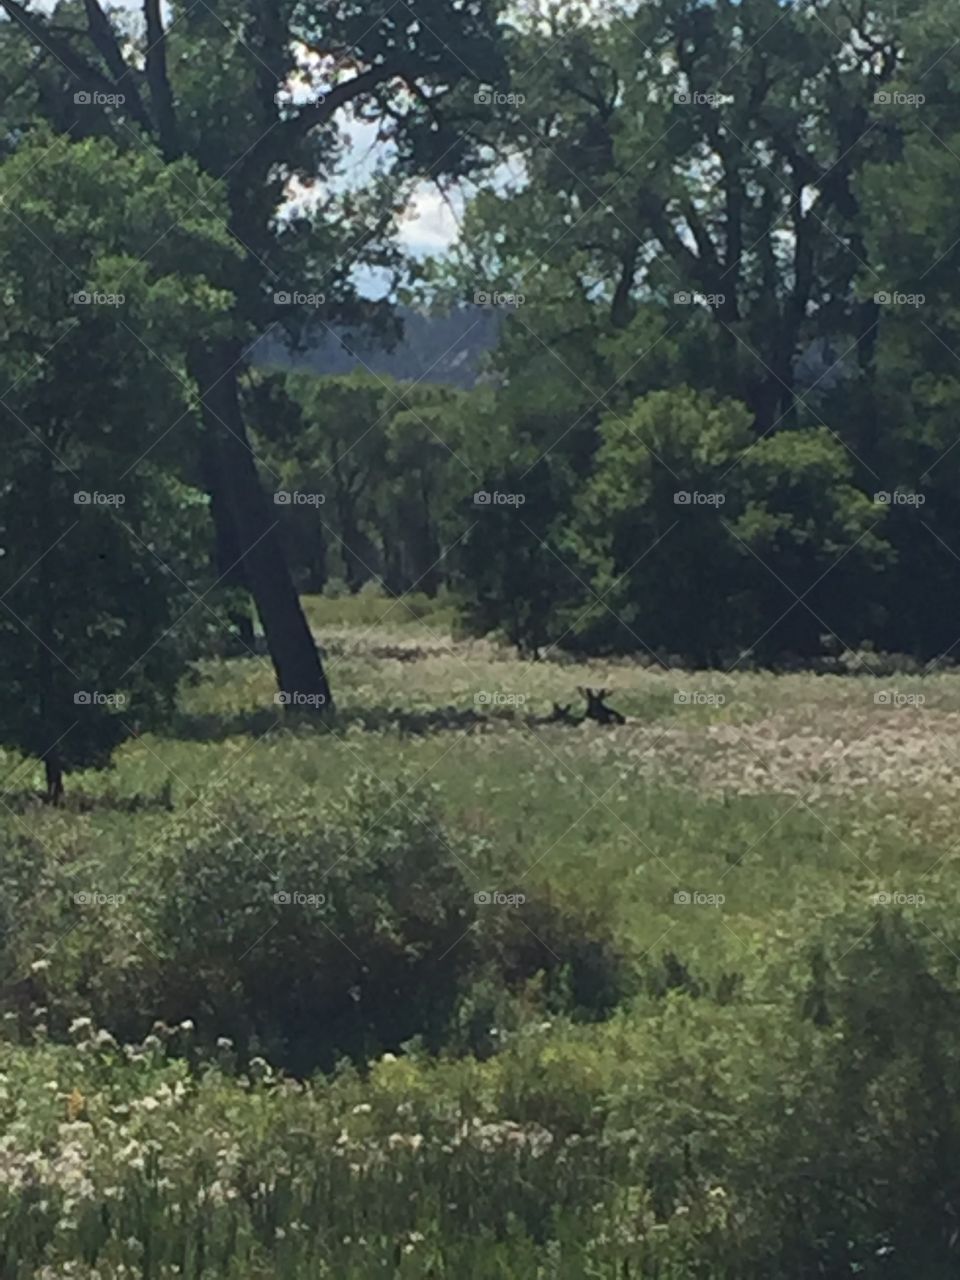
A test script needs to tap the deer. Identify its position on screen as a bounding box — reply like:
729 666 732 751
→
545 701 578 724
577 686 626 726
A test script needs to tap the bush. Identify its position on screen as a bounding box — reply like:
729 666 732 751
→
127 776 483 1071
11 775 635 1074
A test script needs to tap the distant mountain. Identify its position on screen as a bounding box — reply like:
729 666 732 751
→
250 304 850 396
250 305 504 388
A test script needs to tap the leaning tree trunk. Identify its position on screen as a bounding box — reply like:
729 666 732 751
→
189 340 333 712
199 428 255 651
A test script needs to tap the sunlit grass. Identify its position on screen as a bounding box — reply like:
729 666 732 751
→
1 601 958 1276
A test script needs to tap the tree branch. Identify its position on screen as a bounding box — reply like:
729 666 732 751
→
0 0 153 133
82 0 132 86
241 62 403 179
143 0 178 157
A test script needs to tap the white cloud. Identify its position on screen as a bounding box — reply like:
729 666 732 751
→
398 185 464 253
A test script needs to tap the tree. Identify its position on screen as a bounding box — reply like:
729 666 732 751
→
0 136 225 796
730 428 889 661
855 4 960 657
379 381 470 595
0 0 507 708
569 388 752 663
564 391 889 663
256 371 400 593
433 0 912 437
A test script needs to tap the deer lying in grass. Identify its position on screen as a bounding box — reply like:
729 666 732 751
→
528 691 627 728
577 686 626 726
545 701 578 724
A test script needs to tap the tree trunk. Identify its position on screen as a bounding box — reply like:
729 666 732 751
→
44 752 64 805
188 340 333 712
414 479 441 595
332 480 365 592
383 535 404 597
199 428 255 651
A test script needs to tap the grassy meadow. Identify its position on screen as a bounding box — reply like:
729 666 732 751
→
1 594 959 1277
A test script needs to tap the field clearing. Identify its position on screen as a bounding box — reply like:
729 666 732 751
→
3 600 956 992
2 603 960 1277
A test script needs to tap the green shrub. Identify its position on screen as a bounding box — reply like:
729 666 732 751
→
21 775 634 1073
129 776 484 1071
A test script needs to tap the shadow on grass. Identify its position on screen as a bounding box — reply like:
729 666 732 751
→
163 703 581 743
166 706 287 742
